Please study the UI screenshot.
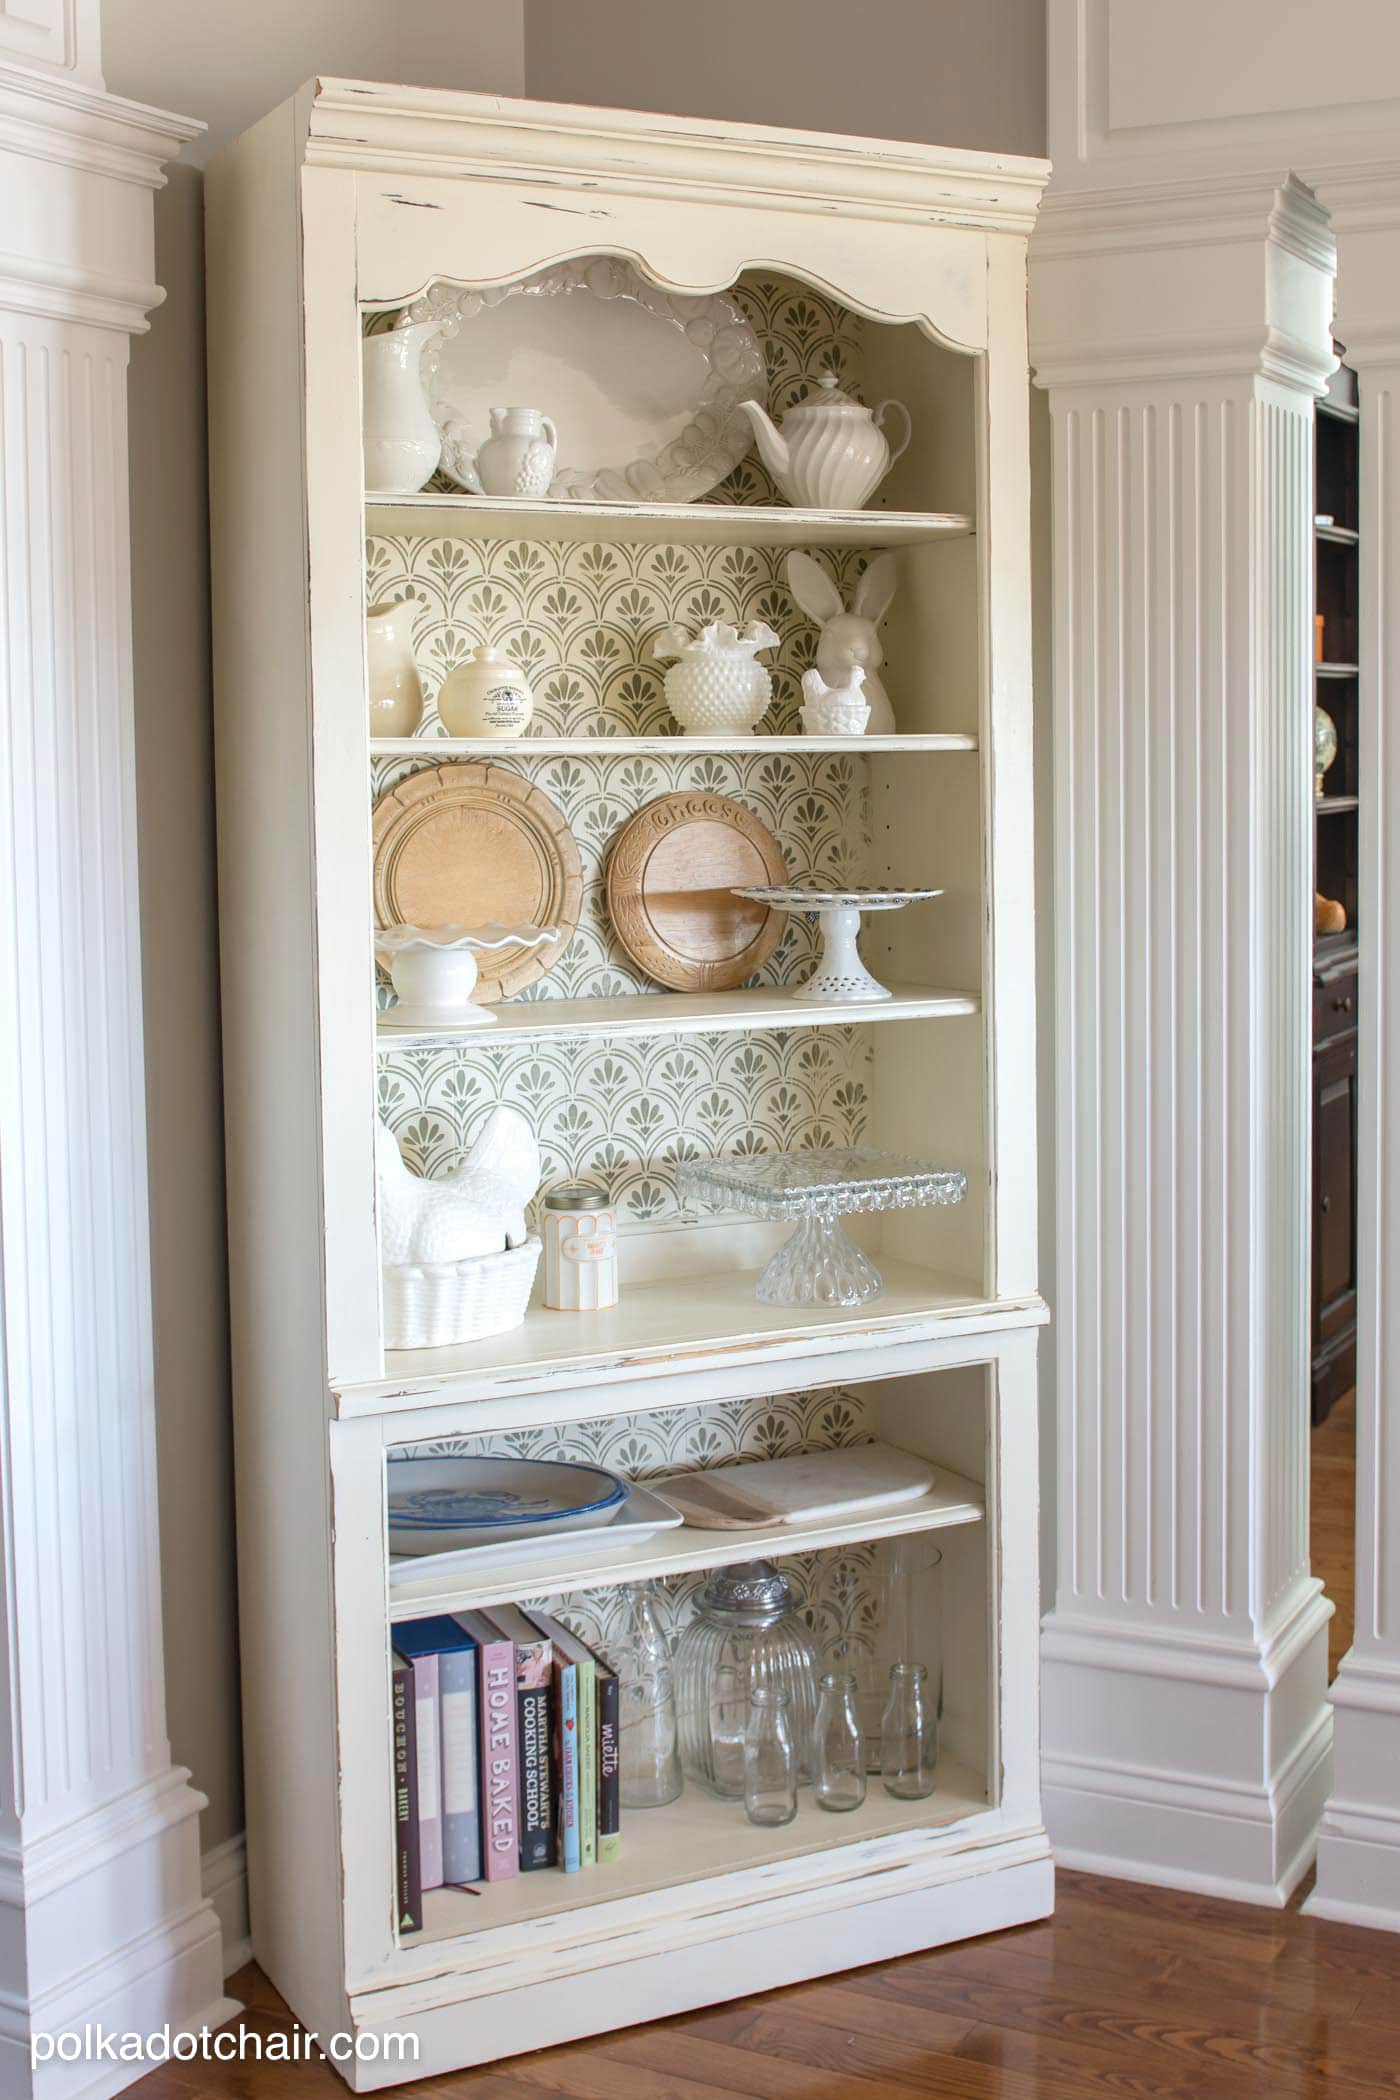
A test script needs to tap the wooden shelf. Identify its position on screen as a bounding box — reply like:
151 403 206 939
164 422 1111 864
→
1318 397 1360 425
366 493 975 549
403 1758 989 1947
1316 661 1360 679
388 1464 984 1617
376 983 979 1048
1315 522 1360 546
1316 795 1360 816
340 1260 1048 1416
371 732 978 757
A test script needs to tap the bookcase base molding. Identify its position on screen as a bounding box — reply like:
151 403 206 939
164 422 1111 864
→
337 1845 1053 2090
208 79 1048 2087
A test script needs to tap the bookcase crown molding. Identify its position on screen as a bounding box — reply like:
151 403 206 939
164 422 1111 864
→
301 77 1051 237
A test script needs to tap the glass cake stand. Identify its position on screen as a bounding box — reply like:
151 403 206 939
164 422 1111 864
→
731 885 943 1003
677 1147 967 1307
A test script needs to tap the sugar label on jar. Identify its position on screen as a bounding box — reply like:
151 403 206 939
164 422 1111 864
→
481 685 529 728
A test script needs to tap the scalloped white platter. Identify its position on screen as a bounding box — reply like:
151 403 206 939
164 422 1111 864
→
386 1480 684 1589
409 261 765 504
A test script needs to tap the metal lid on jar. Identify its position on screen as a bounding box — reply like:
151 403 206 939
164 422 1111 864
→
541 1183 610 1211
697 1558 793 1626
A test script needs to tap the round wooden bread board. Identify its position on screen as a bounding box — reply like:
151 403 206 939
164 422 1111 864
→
372 761 582 1001
606 791 788 992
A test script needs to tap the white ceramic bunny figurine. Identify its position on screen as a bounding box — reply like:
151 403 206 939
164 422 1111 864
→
785 550 898 735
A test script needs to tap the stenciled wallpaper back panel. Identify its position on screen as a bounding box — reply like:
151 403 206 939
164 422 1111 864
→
371 275 885 1232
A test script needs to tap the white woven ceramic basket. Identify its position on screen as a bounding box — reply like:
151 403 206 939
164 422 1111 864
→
382 1235 542 1350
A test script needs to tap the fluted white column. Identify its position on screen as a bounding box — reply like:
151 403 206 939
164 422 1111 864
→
0 43 233 2095
1031 174 1338 1901
1307 164 1400 1931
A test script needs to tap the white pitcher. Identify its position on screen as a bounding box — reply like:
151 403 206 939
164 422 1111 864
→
457 407 558 498
365 601 423 737
361 321 440 495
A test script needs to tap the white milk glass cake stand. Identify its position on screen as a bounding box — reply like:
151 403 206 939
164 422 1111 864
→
730 885 942 1004
677 1148 967 1307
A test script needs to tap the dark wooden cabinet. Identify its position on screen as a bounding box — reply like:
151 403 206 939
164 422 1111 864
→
1312 353 1360 1426
1312 961 1357 1423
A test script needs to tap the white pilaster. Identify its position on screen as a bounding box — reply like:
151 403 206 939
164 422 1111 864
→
1032 173 1338 1902
1305 163 1400 1933
0 56 233 2097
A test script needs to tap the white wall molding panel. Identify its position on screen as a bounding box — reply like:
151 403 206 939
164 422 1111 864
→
1304 161 1400 1934
1031 169 1338 1902
0 54 234 2098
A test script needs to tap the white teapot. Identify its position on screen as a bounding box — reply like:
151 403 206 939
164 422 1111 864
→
737 374 911 510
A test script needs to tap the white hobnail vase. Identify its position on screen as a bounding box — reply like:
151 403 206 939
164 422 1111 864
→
654 620 781 736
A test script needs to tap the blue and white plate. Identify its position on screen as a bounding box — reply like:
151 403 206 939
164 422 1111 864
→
387 1455 629 1555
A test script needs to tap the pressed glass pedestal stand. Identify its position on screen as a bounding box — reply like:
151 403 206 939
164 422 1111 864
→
730 885 943 1004
677 1147 966 1307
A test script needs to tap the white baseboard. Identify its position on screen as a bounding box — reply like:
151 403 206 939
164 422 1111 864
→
0 1770 236 2099
1041 1584 1333 1905
201 1836 251 1978
1308 1654 1400 1931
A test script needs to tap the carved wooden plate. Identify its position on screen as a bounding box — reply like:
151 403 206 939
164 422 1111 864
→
606 792 788 992
372 762 582 1001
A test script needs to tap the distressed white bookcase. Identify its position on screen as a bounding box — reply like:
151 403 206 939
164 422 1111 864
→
206 80 1051 2087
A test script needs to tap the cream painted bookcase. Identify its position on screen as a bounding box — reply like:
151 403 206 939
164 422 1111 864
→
206 80 1051 2087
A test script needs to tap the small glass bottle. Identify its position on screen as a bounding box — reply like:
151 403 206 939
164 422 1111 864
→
743 1684 798 1828
617 1583 683 1809
813 1671 866 1813
881 1660 937 1800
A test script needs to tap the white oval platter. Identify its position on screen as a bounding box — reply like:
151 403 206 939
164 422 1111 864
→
408 260 765 505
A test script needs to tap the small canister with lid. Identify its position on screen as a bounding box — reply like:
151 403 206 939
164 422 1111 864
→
542 1183 618 1310
436 644 534 738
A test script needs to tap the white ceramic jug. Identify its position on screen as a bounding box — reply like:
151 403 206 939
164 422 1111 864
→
365 601 424 737
361 321 440 495
458 407 558 498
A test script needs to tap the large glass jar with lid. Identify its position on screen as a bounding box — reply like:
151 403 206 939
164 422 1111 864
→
673 1560 820 1797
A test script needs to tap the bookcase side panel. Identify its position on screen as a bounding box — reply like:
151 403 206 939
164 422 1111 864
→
206 97 349 2039
979 236 1040 1302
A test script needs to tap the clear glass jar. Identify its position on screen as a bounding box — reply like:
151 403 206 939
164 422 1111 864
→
744 1685 798 1827
616 1582 683 1809
813 1671 865 1812
881 1659 937 1799
673 1560 820 1798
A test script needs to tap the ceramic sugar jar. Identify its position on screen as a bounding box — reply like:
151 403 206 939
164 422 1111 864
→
437 646 535 738
653 620 781 736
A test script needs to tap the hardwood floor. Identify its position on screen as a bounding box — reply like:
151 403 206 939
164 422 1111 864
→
1312 1386 1356 1680
132 1869 1400 2098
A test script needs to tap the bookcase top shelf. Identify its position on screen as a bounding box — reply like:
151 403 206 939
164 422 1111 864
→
366 494 975 549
